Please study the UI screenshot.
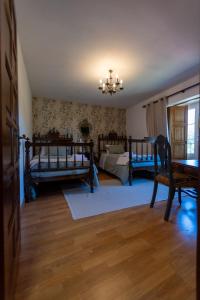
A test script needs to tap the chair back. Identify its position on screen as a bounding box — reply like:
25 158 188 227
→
154 135 173 181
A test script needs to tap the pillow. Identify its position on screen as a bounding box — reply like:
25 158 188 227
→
40 146 46 156
40 146 70 156
105 144 124 154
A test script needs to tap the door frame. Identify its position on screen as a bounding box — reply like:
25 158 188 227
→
197 96 200 300
0 0 20 299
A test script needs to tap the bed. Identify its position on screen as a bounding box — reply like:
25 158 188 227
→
98 132 156 185
23 129 96 202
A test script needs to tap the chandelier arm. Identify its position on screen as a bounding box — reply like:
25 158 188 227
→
98 69 124 95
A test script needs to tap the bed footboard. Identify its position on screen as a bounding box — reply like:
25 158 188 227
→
24 137 94 202
128 136 156 186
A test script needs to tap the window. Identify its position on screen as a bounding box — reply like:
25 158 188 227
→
187 108 195 157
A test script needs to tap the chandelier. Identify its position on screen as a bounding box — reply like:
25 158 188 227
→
98 69 124 95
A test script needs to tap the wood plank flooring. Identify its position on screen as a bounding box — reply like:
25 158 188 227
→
15 175 196 300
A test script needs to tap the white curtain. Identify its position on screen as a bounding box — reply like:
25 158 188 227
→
146 97 168 137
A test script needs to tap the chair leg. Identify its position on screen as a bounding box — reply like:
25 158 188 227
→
164 186 175 221
178 187 182 205
150 180 158 208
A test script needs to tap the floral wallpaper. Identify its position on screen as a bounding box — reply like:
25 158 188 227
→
32 97 126 152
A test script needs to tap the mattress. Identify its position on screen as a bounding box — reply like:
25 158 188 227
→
99 152 156 184
30 155 99 186
31 168 89 178
30 154 89 171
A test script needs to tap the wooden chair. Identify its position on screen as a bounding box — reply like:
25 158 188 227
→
150 135 198 221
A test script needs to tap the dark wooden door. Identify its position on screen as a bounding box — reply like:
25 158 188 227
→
0 0 20 299
197 96 200 300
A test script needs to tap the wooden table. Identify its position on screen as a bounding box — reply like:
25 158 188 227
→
172 159 199 198
173 159 199 177
173 160 200 299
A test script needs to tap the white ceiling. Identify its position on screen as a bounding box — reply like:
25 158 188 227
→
15 0 200 108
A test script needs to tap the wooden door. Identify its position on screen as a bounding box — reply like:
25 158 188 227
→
0 0 20 299
169 106 188 159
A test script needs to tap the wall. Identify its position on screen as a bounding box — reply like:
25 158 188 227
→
32 97 126 152
126 74 200 138
18 38 32 205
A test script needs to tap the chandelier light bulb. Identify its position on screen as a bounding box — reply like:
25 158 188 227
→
98 70 124 95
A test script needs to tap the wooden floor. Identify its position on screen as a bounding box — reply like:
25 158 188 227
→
15 174 197 300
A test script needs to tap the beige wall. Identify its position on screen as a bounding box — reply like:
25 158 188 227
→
126 74 200 138
32 97 126 152
18 37 32 204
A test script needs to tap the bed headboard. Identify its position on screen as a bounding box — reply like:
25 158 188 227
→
98 131 127 160
32 128 73 156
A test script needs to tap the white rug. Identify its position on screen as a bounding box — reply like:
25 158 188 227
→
62 179 170 220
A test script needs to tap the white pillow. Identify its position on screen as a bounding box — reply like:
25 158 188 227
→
40 146 69 156
105 144 124 154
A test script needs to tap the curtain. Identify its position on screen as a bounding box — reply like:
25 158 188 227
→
146 97 168 137
146 102 155 136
